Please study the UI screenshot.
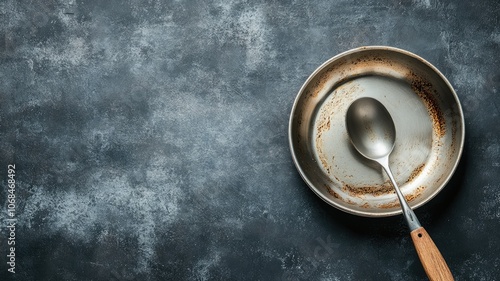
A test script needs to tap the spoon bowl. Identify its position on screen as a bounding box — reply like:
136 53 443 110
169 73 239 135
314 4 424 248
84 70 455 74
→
345 97 396 161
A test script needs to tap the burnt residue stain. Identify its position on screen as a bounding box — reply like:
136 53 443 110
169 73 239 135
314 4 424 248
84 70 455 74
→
314 82 360 175
378 201 400 209
407 71 446 138
309 75 328 98
406 186 426 202
348 54 409 77
407 163 425 183
342 183 394 197
307 64 343 99
326 185 340 199
325 185 356 205
378 186 426 209
361 202 370 208
316 116 331 173
305 52 398 102
352 54 393 67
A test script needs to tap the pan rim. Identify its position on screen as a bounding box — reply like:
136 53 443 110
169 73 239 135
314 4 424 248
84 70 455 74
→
288 45 465 217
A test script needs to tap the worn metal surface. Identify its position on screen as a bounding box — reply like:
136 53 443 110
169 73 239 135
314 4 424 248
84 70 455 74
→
289 46 465 217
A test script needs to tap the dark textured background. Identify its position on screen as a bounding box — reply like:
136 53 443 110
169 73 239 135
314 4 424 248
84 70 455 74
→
1 0 499 280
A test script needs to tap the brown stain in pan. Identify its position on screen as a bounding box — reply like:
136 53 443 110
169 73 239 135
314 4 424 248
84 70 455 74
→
326 185 340 199
378 186 426 209
316 114 331 174
315 82 360 175
406 71 446 138
326 185 357 205
308 63 347 98
342 183 394 197
405 185 426 202
326 185 367 206
361 202 370 208
306 53 395 100
406 163 425 183
352 54 395 68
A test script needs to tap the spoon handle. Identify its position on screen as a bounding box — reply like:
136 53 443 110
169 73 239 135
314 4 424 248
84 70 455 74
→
410 227 454 281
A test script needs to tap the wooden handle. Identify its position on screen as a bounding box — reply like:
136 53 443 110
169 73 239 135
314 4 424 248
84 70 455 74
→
411 227 454 281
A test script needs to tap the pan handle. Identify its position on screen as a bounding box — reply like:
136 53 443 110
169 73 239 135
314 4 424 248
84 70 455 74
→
410 227 454 281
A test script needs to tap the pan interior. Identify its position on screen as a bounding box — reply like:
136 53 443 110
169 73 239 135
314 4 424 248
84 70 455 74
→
289 47 464 217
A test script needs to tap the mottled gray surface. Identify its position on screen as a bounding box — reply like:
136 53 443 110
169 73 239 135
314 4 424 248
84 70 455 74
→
0 0 499 280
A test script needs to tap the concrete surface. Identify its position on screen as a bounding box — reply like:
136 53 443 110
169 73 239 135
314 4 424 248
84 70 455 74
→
1 0 499 280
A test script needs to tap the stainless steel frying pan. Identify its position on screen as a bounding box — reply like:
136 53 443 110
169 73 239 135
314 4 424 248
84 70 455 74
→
289 46 464 217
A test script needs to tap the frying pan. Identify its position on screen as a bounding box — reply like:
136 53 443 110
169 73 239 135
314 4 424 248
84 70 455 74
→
289 46 464 217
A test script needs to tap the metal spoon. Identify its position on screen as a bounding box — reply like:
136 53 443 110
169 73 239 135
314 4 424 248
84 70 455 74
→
346 97 453 281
